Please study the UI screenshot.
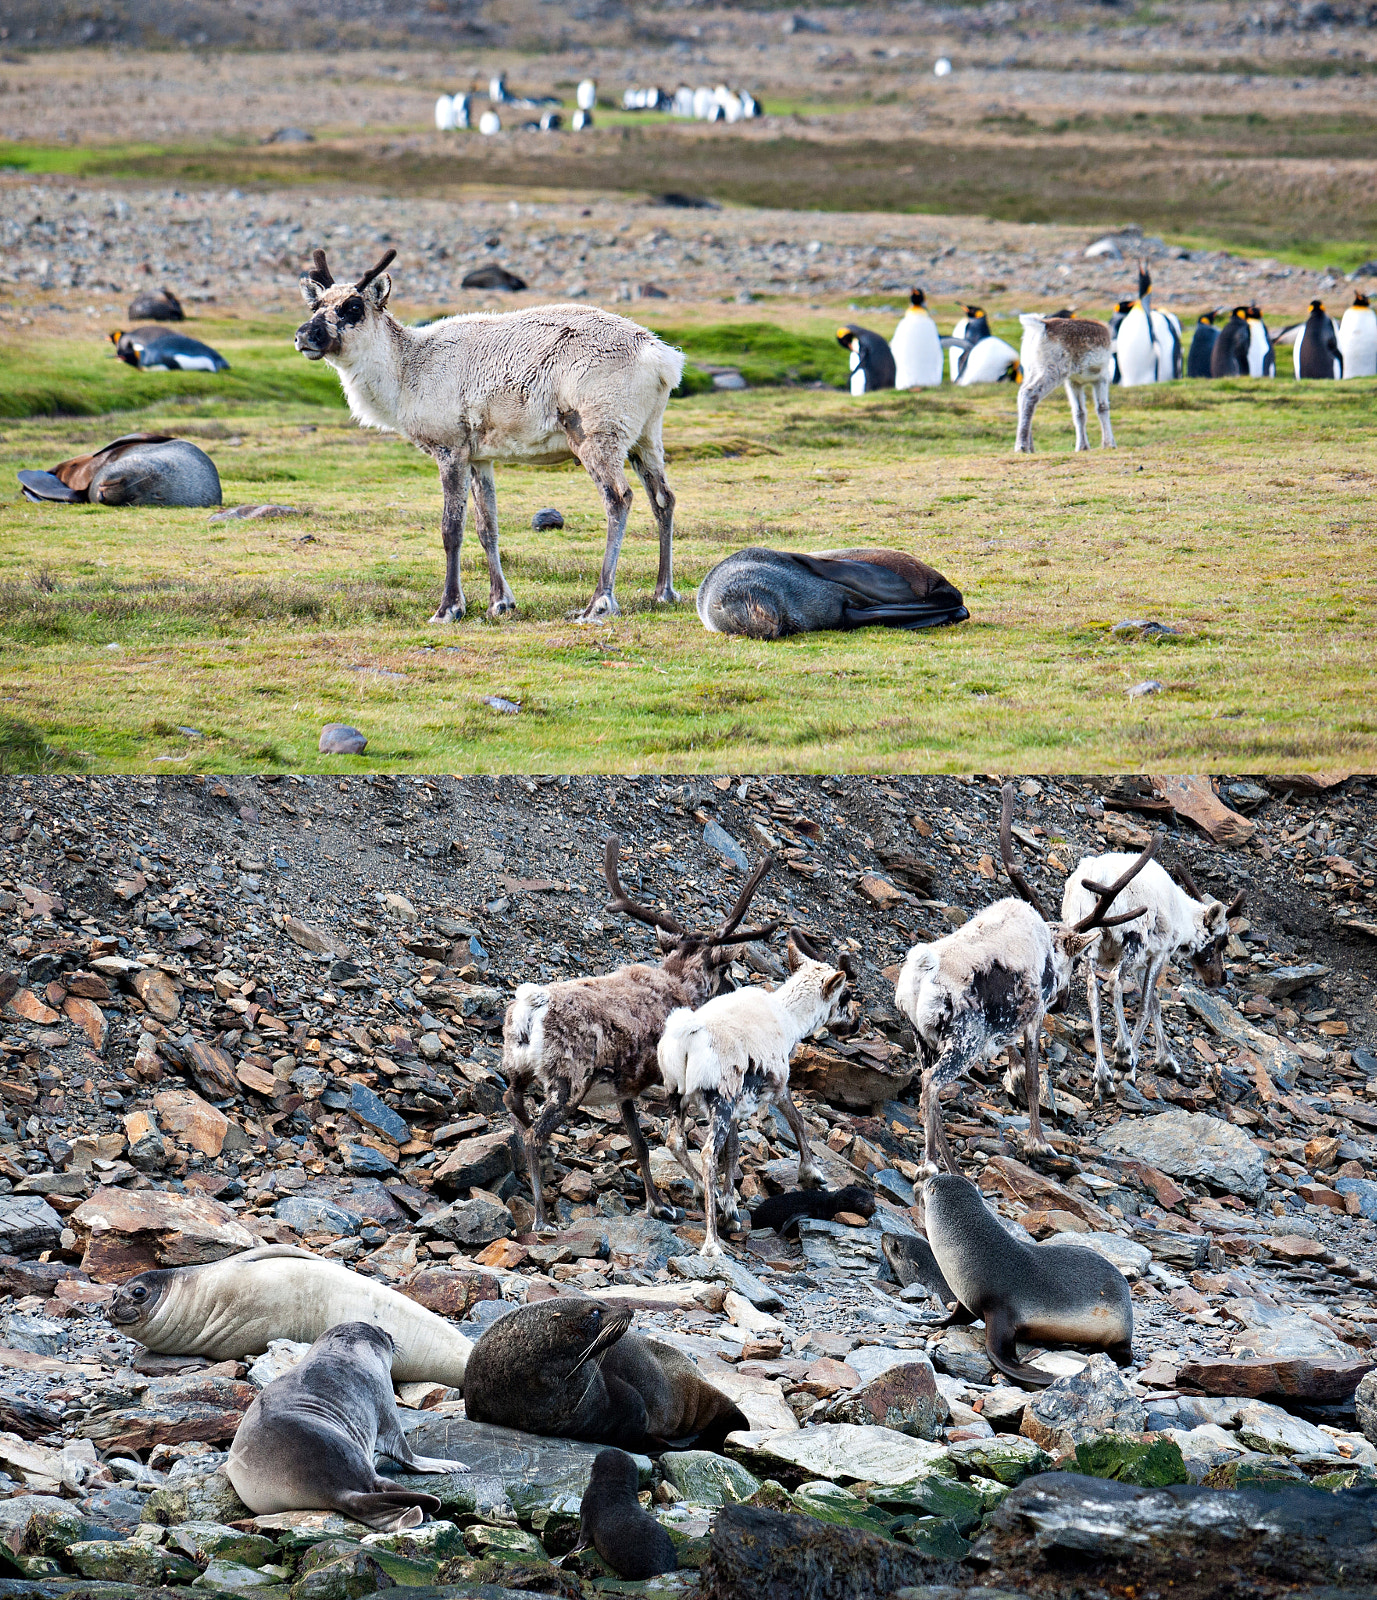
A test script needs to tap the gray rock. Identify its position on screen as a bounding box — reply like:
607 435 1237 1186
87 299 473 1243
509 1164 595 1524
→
424 1196 512 1246
732 1423 954 1486
703 819 749 871
348 1083 410 1146
1 1312 70 1356
247 1340 311 1388
1163 1423 1246 1480
1020 1353 1146 1454
1098 1108 1266 1202
932 1327 995 1385
1357 1369 1377 1447
661 1450 761 1506
1234 1401 1339 1458
1336 1178 1377 1220
272 1196 359 1236
821 1360 949 1441
0 1196 64 1255
1251 962 1330 999
531 508 564 530
669 1252 783 1311
319 725 368 756
560 1215 684 1273
1046 1231 1150 1281
1178 984 1304 1082
1232 1320 1356 1360
68 1539 202 1585
699 1504 943 1600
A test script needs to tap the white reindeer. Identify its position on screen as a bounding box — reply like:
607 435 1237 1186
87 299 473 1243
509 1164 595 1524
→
1062 854 1244 1100
1015 315 1115 453
294 249 684 623
895 785 1156 1173
657 933 853 1257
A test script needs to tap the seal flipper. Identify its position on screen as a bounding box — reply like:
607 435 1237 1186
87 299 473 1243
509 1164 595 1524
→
601 1372 652 1448
983 1302 1056 1389
334 1489 440 1532
1108 1338 1134 1369
376 1418 469 1476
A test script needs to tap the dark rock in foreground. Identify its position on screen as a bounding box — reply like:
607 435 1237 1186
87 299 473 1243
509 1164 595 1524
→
972 1471 1377 1598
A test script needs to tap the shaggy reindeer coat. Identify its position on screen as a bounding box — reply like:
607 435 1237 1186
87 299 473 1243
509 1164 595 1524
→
1062 856 1238 1098
1015 316 1114 454
657 938 849 1257
295 250 684 622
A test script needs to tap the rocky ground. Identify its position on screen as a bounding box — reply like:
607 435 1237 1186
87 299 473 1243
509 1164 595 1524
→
0 771 1375 1598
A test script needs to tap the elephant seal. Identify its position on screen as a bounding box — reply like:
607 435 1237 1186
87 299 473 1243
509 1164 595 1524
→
579 1449 677 1580
462 1298 747 1449
696 547 968 639
879 1232 963 1315
128 287 185 322
18 434 221 508
750 1185 876 1239
923 1173 1133 1388
226 1322 467 1532
109 1245 473 1387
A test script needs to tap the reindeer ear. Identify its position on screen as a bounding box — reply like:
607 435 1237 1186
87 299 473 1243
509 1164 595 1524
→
823 969 846 998
362 271 392 308
1062 928 1098 960
785 934 805 972
300 274 323 308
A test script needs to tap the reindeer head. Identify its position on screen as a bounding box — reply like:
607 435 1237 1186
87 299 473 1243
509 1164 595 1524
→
294 248 396 362
1170 861 1245 988
603 835 779 998
785 929 857 1035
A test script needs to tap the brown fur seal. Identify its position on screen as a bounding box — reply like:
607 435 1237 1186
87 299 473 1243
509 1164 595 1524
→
923 1173 1133 1388
110 1244 473 1387
462 1298 747 1449
579 1449 677 1579
879 1232 963 1316
226 1322 467 1532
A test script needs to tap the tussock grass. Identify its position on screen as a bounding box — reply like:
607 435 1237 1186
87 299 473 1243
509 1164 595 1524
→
0 312 1373 772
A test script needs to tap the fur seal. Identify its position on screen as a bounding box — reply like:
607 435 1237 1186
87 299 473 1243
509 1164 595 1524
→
128 287 185 322
750 1185 876 1238
109 1244 473 1387
18 434 221 508
463 1298 747 1449
227 1322 467 1532
923 1173 1133 1388
579 1449 677 1580
879 1232 961 1313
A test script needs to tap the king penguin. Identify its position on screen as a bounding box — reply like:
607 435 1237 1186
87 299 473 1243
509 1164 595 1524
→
1186 311 1218 378
892 288 944 388
947 305 989 382
1114 262 1182 386
1210 307 1252 376
1294 299 1343 379
1338 291 1377 379
1245 304 1275 377
836 325 896 393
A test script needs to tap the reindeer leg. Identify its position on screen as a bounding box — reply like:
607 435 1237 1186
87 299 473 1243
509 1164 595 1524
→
721 1117 745 1237
1096 375 1115 448
921 1050 964 1177
470 461 516 618
629 442 678 605
620 1098 684 1224
1136 950 1176 1075
777 1087 824 1188
1087 960 1113 1104
1022 1020 1054 1156
522 1079 572 1234
666 1092 704 1196
1014 372 1055 453
431 449 471 624
1111 959 1136 1081
1067 379 1090 451
699 1093 732 1258
568 431 634 622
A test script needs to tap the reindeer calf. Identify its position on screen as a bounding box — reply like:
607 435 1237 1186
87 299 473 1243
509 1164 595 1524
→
656 934 852 1257
1015 315 1115 453
1062 856 1244 1100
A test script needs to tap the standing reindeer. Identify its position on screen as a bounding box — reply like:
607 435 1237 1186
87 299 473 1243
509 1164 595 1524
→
657 932 854 1258
895 785 1157 1173
1014 315 1115 454
1063 853 1244 1101
501 837 777 1233
294 249 683 623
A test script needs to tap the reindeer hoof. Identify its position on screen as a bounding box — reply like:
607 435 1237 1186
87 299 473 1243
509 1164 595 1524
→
571 592 620 624
430 600 467 624
488 596 517 619
531 1220 558 1237
699 1239 725 1259
653 585 681 606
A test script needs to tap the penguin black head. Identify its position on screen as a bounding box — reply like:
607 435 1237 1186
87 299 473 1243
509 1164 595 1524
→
1353 292 1371 309
1050 307 1076 320
1247 303 1264 320
962 304 984 320
835 326 858 351
1309 298 1326 314
1115 299 1134 315
1197 310 1216 326
1137 260 1152 300
909 288 927 309
1230 306 1248 320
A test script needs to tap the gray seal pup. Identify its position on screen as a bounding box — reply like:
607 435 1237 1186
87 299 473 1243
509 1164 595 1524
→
579 1449 677 1580
879 1232 963 1317
463 1298 747 1449
109 1244 473 1387
227 1322 467 1532
923 1173 1133 1388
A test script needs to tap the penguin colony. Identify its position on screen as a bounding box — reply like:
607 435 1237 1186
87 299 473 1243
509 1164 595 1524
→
436 77 759 135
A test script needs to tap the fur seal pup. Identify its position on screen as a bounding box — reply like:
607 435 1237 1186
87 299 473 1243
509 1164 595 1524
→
463 1298 747 1449
579 1449 677 1580
922 1173 1133 1388
879 1232 962 1314
110 1244 473 1386
750 1185 876 1239
227 1322 467 1533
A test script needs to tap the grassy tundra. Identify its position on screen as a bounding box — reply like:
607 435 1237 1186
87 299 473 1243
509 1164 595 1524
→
0 305 1373 774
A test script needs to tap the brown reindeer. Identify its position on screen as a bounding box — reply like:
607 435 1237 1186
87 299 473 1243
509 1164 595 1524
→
502 837 778 1232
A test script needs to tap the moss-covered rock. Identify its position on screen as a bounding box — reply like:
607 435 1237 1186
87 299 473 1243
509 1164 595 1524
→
744 1480 793 1513
143 1471 252 1528
891 1514 973 1561
68 1538 202 1585
169 1521 280 1568
871 1472 984 1534
1203 1455 1309 1491
460 1524 548 1560
360 1521 464 1561
660 1450 761 1507
290 1546 395 1600
967 1474 1013 1512
1073 1433 1189 1488
194 1556 289 1592
789 1481 898 1536
946 1435 1053 1486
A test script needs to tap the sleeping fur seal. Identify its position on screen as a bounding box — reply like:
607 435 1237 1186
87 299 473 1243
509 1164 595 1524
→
18 433 221 508
462 1298 747 1449
750 1185 876 1239
923 1173 1133 1388
579 1449 677 1580
227 1322 466 1532
110 1244 473 1387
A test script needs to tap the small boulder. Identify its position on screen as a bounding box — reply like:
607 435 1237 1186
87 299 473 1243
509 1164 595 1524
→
319 725 368 756
1020 1354 1146 1454
531 508 564 530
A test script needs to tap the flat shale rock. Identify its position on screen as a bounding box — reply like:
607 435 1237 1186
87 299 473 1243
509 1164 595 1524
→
699 1504 954 1600
0 1199 64 1258
973 1471 1377 1598
85 1373 258 1451
1180 1356 1376 1402
70 1189 255 1280
429 1131 518 1195
1098 1109 1266 1202
730 1423 954 1486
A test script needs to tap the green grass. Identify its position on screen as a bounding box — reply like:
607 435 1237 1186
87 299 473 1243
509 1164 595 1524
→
0 312 1373 773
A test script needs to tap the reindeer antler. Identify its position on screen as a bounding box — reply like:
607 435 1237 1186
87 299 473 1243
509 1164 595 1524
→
307 249 334 288
355 249 397 291
709 852 779 948
1075 831 1161 932
603 834 686 936
1169 858 1205 903
999 782 1051 922
1225 888 1246 918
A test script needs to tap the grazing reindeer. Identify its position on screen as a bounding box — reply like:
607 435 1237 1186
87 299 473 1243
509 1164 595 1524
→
895 785 1156 1174
657 932 854 1257
501 837 778 1233
295 249 684 623
1015 315 1115 453
1063 854 1244 1101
